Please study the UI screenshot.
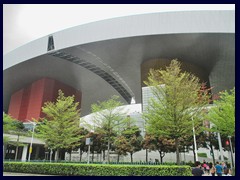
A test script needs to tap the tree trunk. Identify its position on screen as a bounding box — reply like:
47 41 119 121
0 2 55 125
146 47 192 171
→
192 144 196 163
146 149 148 162
130 153 133 163
50 149 53 162
175 138 180 165
117 154 120 163
103 150 105 161
92 151 94 162
210 144 216 165
69 151 72 161
55 149 59 161
15 134 20 161
159 151 161 164
159 150 165 164
79 148 82 162
107 139 110 163
3 144 8 160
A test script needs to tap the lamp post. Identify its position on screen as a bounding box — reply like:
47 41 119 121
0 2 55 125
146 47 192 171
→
192 117 198 161
28 121 36 161
228 136 234 168
86 138 91 164
206 141 215 165
50 149 53 163
217 132 224 161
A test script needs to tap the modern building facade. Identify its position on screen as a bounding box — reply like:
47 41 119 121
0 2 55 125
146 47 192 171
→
3 10 235 162
3 10 235 117
8 77 82 122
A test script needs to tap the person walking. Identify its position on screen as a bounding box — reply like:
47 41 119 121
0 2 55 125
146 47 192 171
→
215 161 223 176
206 163 210 175
222 162 227 171
222 168 232 176
202 161 207 173
210 165 216 176
192 161 204 176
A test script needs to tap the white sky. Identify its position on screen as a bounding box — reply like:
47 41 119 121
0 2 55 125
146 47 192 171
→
3 4 235 55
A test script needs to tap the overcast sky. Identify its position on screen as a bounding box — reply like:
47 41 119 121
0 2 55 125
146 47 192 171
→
3 4 235 55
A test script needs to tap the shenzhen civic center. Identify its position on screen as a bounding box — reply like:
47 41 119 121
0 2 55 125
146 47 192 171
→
3 10 235 161
4 10 235 118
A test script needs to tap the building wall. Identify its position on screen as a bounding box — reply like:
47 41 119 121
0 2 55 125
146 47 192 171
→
8 89 24 119
8 77 82 122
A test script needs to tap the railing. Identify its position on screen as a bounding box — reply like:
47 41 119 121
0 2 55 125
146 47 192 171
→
4 159 181 166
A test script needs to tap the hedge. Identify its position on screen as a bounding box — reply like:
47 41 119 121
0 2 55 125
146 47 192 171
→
4 162 192 176
197 153 207 158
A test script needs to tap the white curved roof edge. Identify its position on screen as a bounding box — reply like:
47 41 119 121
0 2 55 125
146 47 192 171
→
3 10 235 70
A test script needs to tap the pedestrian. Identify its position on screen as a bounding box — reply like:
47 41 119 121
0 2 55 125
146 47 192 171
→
209 162 213 169
215 161 223 176
206 163 210 175
192 161 204 176
208 162 213 169
210 165 216 176
222 168 232 176
222 162 227 171
202 161 207 173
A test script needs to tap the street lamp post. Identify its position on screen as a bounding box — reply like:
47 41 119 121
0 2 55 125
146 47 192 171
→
192 117 198 162
206 141 215 165
217 132 224 161
228 136 234 168
86 138 91 164
28 121 36 161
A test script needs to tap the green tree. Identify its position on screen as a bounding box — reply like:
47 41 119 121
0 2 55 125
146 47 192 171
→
77 127 89 162
142 134 175 164
114 135 131 162
142 134 156 162
85 131 106 162
85 95 127 163
155 136 175 164
206 88 235 137
122 125 142 163
3 112 25 160
36 90 82 161
143 59 210 165
114 116 142 163
3 112 24 133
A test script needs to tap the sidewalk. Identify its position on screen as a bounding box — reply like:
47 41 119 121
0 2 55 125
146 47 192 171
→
3 172 57 176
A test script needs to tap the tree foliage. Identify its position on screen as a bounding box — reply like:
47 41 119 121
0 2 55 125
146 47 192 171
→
122 125 142 163
206 88 235 137
84 95 128 163
3 112 24 133
76 127 89 162
143 59 211 164
36 90 82 160
3 112 26 160
142 134 175 164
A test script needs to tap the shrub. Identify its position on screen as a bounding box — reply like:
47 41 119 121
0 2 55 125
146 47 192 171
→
197 153 207 158
185 161 195 167
4 162 192 176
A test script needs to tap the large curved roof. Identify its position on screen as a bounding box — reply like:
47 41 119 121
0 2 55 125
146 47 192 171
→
3 10 235 116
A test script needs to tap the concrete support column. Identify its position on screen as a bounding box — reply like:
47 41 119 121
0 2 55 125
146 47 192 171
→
21 145 28 162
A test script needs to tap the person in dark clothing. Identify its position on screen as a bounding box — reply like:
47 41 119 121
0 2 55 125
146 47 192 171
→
192 161 204 176
209 162 213 169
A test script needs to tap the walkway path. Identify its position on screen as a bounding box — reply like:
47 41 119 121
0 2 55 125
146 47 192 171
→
3 172 56 176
